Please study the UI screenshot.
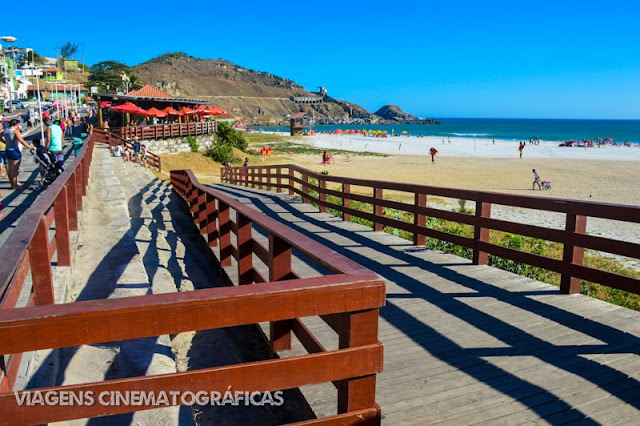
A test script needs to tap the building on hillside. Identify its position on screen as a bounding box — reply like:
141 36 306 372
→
41 66 63 81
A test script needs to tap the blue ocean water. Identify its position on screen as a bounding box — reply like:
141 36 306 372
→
255 118 640 144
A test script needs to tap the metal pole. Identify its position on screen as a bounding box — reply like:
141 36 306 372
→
35 67 44 140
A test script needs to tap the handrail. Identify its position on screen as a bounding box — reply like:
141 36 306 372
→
0 131 95 391
0 169 385 424
221 163 640 296
92 128 162 172
117 121 216 142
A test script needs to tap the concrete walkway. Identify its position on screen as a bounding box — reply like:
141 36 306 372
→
210 183 640 425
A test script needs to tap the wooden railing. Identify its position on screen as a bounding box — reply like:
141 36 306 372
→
93 128 162 172
0 132 95 393
117 121 216 141
221 164 640 296
0 168 385 424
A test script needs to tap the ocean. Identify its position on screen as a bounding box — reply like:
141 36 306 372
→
255 118 640 144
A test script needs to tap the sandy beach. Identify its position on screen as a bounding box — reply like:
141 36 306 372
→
244 133 640 269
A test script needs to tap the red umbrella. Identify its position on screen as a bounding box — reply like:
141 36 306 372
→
595 137 603 141
100 101 112 108
163 106 181 116
603 137 613 142
335 129 343 134
178 107 196 115
203 106 226 115
110 102 149 116
147 107 167 118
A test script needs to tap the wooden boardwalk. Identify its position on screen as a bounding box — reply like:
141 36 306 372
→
212 183 640 425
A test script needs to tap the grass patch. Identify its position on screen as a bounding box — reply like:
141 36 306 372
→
250 141 388 158
159 152 222 174
245 133 305 144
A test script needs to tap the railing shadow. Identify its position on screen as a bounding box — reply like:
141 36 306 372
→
212 183 640 423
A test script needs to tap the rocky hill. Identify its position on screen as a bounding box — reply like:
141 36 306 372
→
132 53 432 126
375 105 440 124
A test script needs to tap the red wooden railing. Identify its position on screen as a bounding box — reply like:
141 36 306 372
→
93 128 162 172
221 164 640 296
0 168 384 424
118 121 216 141
0 132 95 394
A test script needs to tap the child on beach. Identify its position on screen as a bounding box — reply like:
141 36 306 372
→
532 169 541 190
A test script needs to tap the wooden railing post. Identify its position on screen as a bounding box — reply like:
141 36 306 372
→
269 234 293 356
561 213 587 294
472 200 492 265
236 212 253 285
373 188 383 232
288 169 294 196
67 175 78 231
343 183 351 222
218 201 232 267
414 193 427 245
302 174 309 203
205 194 218 247
30 217 55 305
76 165 84 211
337 309 379 415
277 168 282 193
319 179 327 213
54 187 71 267
251 168 256 189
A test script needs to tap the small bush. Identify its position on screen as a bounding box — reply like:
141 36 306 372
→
216 122 247 151
185 136 199 152
205 142 233 164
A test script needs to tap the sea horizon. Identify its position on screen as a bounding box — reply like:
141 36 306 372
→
256 117 640 144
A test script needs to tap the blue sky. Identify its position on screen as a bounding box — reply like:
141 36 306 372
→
6 0 639 119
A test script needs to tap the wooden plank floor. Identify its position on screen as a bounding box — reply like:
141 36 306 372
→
212 184 640 425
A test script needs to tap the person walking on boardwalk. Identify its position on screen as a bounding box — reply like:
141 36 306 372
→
45 117 64 170
4 119 34 189
429 147 438 164
532 169 542 190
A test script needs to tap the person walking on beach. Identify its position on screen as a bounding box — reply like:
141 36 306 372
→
518 141 525 159
429 147 438 164
532 169 542 190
